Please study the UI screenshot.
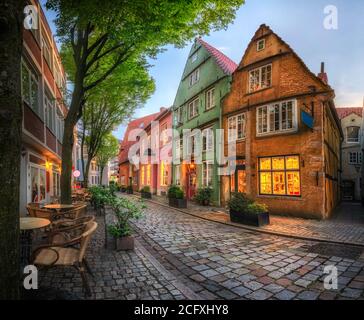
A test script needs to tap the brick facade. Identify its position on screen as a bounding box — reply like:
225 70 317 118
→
221 25 342 219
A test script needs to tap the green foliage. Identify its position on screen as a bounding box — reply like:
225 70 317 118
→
107 197 145 238
167 185 184 199
88 185 114 207
194 187 213 204
228 193 268 214
140 186 151 193
97 134 119 169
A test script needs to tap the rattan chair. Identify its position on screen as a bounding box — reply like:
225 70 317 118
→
50 215 95 239
27 206 54 221
31 221 98 296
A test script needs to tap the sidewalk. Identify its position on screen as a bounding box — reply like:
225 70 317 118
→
132 193 364 246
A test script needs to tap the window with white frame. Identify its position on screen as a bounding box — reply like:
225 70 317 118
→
188 98 199 119
175 107 183 125
189 68 200 87
346 126 360 143
161 123 168 146
45 92 55 133
187 131 199 156
21 62 40 116
202 160 213 186
349 152 362 165
249 64 272 93
175 165 181 185
202 127 214 152
206 87 216 110
160 161 169 186
257 100 296 136
56 109 64 141
42 37 52 71
257 39 265 51
228 113 246 142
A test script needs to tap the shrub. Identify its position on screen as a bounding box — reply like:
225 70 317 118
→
167 185 184 199
227 192 253 212
194 187 213 205
141 186 151 193
246 203 268 214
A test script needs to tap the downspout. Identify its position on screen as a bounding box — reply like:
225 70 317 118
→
218 96 222 207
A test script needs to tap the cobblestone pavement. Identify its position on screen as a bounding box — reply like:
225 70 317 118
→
38 209 192 300
144 194 364 245
131 198 364 300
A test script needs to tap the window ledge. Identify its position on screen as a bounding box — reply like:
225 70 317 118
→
257 195 302 201
245 86 272 96
256 128 298 139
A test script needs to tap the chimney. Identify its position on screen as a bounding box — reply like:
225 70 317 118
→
160 107 166 113
318 62 328 84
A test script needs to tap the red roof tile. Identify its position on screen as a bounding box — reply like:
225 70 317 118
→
336 107 363 119
118 112 161 164
197 38 238 75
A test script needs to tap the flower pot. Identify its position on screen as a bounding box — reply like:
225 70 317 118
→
169 198 187 208
229 209 270 227
115 236 134 251
141 191 152 199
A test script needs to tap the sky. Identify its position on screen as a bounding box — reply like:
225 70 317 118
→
42 0 364 140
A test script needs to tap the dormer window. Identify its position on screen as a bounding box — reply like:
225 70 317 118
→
191 52 198 63
189 68 200 87
346 126 360 143
257 39 265 51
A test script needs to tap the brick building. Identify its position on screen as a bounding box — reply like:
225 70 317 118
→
20 1 68 214
336 107 363 201
221 25 342 219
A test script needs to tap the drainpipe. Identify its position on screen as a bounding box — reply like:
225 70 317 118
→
218 98 222 207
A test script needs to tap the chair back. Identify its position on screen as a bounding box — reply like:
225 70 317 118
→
33 208 53 220
79 221 98 262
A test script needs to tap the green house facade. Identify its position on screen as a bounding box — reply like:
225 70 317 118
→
172 38 237 205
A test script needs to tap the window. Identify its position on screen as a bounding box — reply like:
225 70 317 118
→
257 100 296 135
206 87 215 110
187 132 199 156
141 166 145 184
175 165 181 185
175 107 183 125
42 37 52 71
189 68 200 87
202 127 214 152
249 64 272 92
160 161 168 186
346 126 360 143
161 123 168 146
349 152 363 165
228 113 246 142
45 93 55 133
146 164 151 185
202 161 213 187
56 109 64 142
188 98 199 119
21 62 40 116
191 52 198 63
259 155 301 196
257 39 265 51
30 166 46 203
52 172 60 197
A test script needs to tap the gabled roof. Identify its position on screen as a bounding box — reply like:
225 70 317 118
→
118 111 161 164
197 38 238 75
336 107 363 119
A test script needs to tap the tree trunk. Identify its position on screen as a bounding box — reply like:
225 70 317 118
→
0 0 25 299
84 158 91 188
80 124 86 187
100 166 105 185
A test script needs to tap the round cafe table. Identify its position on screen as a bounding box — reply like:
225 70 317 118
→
44 203 74 213
20 217 51 267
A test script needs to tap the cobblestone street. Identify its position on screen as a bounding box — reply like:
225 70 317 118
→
38 198 364 300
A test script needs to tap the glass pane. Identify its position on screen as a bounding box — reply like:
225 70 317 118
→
260 172 272 194
286 171 300 196
230 174 235 192
237 170 246 193
30 77 39 113
272 157 285 170
39 169 46 202
286 156 300 170
21 64 30 103
259 158 271 170
31 167 39 202
273 172 285 195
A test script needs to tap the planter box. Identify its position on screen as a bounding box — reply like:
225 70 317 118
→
229 209 270 227
115 236 134 251
169 198 187 208
141 192 152 199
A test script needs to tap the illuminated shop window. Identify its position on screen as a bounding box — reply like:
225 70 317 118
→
259 155 300 197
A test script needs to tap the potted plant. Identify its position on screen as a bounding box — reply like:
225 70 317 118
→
140 186 152 199
168 185 187 208
126 185 133 194
107 197 145 251
194 187 213 206
228 193 269 227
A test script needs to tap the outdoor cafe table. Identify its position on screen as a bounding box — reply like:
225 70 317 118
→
20 217 51 267
44 203 74 213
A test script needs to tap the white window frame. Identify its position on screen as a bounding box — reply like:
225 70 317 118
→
202 160 213 187
21 61 40 116
206 87 216 110
202 127 214 152
42 36 52 71
349 152 362 165
256 100 297 136
175 165 181 185
248 64 272 93
45 93 55 133
346 126 360 144
191 52 198 63
257 39 266 51
228 113 246 142
189 68 200 87
188 98 199 119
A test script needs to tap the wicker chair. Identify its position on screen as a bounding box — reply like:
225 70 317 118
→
27 206 54 221
50 216 95 242
31 221 98 296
